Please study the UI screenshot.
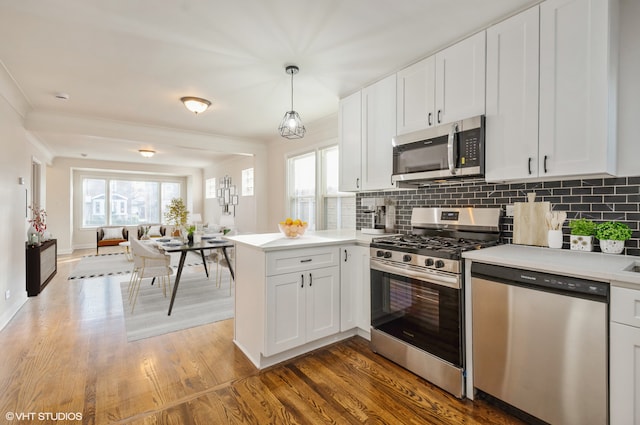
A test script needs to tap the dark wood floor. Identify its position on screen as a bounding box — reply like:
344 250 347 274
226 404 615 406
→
0 247 524 424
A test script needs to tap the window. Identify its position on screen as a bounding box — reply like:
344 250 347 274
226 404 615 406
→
81 176 182 227
287 145 355 231
205 177 217 199
242 168 254 196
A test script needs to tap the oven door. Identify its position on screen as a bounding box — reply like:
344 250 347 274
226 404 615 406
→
370 258 463 367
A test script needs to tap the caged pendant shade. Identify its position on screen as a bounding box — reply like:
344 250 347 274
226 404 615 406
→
278 65 306 139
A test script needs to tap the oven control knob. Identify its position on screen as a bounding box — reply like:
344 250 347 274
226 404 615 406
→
383 251 392 259
402 254 412 262
376 250 385 257
425 258 434 267
435 260 445 268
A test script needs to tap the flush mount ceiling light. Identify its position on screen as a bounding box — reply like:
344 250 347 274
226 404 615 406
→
278 65 306 139
180 96 211 115
138 149 155 158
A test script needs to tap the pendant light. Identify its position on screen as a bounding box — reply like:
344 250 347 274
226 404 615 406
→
278 65 306 139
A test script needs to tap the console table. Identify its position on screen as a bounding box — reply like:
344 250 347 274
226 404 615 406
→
26 239 57 296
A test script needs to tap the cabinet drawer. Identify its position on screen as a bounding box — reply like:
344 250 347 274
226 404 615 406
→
266 247 339 276
611 286 640 328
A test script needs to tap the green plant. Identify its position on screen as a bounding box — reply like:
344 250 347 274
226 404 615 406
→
186 225 196 235
164 198 189 228
568 218 596 236
595 221 632 241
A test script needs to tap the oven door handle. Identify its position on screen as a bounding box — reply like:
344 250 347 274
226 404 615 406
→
370 259 461 290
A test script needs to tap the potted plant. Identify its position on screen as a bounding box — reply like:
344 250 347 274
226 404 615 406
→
568 218 596 251
595 221 633 254
164 198 189 237
186 225 196 245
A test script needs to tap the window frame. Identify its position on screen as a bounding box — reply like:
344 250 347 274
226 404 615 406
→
75 171 186 229
286 142 355 231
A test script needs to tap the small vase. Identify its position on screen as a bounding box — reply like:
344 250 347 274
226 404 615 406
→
187 233 194 245
27 227 40 245
600 239 625 254
548 230 563 249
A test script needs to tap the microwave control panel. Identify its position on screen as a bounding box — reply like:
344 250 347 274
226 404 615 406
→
458 127 482 168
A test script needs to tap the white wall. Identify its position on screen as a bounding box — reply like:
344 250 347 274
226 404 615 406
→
204 155 256 233
265 113 339 231
0 70 52 330
47 158 204 253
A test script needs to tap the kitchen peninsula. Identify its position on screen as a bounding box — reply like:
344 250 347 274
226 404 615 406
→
225 230 377 369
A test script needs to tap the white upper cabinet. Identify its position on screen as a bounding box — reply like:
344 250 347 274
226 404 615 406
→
485 6 540 181
435 31 486 125
361 74 396 191
538 0 617 178
396 56 436 134
397 32 486 135
338 91 362 192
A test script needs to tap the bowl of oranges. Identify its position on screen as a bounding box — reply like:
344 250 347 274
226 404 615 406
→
278 218 308 238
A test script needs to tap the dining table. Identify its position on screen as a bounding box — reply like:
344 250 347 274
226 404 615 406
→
159 238 235 316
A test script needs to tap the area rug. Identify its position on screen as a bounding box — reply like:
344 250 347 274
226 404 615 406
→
68 251 204 280
119 274 234 341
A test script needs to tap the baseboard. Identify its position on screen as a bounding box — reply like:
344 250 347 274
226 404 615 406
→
0 294 27 331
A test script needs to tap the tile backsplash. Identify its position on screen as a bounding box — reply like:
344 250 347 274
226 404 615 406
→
356 176 640 256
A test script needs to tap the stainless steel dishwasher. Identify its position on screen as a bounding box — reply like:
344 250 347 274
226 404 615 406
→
471 263 608 425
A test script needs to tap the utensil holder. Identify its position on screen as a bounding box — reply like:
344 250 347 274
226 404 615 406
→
548 230 563 249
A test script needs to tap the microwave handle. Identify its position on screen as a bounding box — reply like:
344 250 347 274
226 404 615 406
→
447 122 459 174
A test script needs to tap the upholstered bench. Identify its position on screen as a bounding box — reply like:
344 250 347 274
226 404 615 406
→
96 227 129 254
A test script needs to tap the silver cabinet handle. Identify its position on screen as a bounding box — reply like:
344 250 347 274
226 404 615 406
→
447 122 459 175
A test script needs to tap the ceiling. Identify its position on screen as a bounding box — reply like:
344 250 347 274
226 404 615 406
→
0 0 539 168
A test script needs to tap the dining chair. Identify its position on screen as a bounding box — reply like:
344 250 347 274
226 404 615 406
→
128 239 173 313
206 247 234 295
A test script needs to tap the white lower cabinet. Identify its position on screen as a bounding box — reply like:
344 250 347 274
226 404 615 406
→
610 285 640 425
264 247 340 357
339 245 371 333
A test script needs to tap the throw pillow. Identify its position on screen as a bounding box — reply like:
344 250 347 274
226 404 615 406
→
148 225 162 237
103 227 124 240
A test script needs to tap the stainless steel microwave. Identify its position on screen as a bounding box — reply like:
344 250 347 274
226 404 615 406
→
391 115 485 186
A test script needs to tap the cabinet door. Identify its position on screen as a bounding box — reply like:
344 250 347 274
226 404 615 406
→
610 322 640 425
265 272 306 356
338 91 362 192
539 0 615 177
396 56 436 134
361 74 396 191
435 31 486 125
305 266 340 343
485 6 540 182
340 245 361 331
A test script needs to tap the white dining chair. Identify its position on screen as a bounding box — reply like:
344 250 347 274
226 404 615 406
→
206 247 234 295
128 239 173 313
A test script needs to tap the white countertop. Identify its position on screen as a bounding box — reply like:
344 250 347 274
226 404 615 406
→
226 229 388 251
463 244 640 288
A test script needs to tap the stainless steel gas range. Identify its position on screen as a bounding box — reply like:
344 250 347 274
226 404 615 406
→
369 207 502 398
